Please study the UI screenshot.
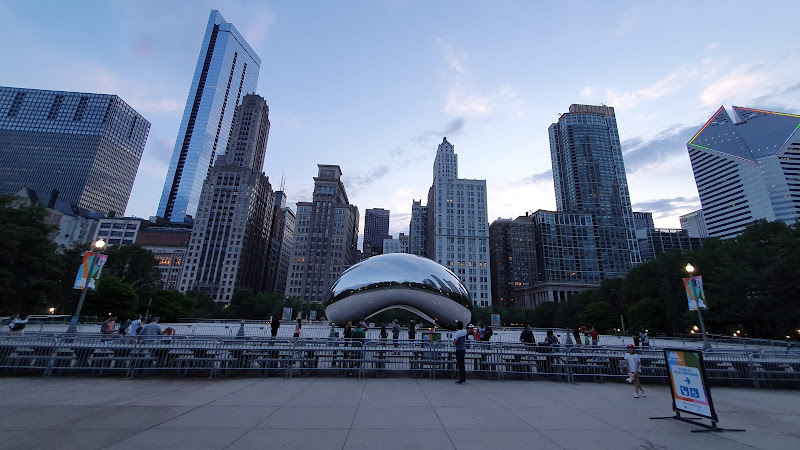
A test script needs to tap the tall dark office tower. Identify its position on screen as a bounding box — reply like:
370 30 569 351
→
285 165 359 303
157 10 260 224
549 104 640 278
180 95 273 303
0 87 149 216
408 199 427 256
363 208 390 258
264 191 296 294
489 217 538 307
687 106 800 239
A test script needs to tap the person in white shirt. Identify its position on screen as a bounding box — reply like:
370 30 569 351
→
624 344 646 398
129 315 143 336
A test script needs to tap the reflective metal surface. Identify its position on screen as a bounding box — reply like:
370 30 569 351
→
325 253 472 330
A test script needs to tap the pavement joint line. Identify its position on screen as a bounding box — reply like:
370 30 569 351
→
98 378 263 449
420 378 459 449
339 377 368 449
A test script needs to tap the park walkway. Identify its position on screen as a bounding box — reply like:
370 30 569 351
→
0 376 798 449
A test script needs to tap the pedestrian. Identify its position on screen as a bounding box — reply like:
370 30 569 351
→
101 314 117 338
118 319 131 336
351 322 366 371
624 344 646 398
590 326 599 346
473 325 481 341
483 325 493 342
545 329 560 346
392 319 400 341
408 320 416 340
380 323 388 340
139 317 162 337
453 320 467 384
130 315 143 336
519 324 534 344
293 318 302 338
633 331 640 348
359 317 368 330
8 313 28 332
343 321 353 339
478 323 485 341
271 317 280 338
641 330 650 347
573 327 581 345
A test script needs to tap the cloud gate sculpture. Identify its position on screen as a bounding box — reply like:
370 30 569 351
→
324 253 472 330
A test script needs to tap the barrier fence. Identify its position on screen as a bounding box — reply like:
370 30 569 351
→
1 333 798 387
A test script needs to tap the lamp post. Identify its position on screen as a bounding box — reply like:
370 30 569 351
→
67 238 106 334
685 263 711 351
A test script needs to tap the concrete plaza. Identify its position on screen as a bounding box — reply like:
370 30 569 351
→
0 376 797 449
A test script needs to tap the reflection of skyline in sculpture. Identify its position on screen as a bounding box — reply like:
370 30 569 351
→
325 254 472 330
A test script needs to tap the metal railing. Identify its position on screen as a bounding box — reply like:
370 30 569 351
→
1 333 798 387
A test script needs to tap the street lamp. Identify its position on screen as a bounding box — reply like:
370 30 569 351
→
67 238 106 333
685 263 711 351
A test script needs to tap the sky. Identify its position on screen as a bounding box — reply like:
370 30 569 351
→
2 0 799 239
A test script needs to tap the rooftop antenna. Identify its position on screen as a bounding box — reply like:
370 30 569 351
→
279 171 286 192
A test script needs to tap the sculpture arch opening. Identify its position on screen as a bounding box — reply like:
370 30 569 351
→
324 254 472 330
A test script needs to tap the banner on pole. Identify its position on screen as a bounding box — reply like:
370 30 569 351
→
664 348 717 420
281 307 293 321
73 251 108 290
682 276 707 311
490 314 501 327
310 310 317 321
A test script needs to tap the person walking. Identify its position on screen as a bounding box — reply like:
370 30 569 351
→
520 325 534 344
573 327 581 346
139 317 162 337
453 320 468 384
590 326 599 346
391 319 400 341
408 320 416 340
8 313 28 332
641 330 650 347
624 344 646 398
293 318 302 338
271 317 280 338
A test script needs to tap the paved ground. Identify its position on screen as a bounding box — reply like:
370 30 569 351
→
0 376 797 449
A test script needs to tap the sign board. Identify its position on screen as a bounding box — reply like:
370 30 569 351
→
664 348 717 420
281 307 293 321
73 252 108 290
490 314 501 327
309 310 317 321
682 276 707 311
421 332 441 342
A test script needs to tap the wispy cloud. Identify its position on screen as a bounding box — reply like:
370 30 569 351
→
392 118 466 159
699 63 771 106
436 37 467 74
517 169 553 185
616 5 642 35
605 68 693 110
622 124 698 173
707 42 720 50
342 165 391 194
632 196 700 221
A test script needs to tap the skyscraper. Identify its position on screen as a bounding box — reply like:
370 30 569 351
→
0 86 150 216
489 216 537 307
264 191 296 294
408 199 427 256
180 95 273 303
679 209 708 238
424 138 491 306
157 10 260 223
363 208 390 258
285 165 359 303
549 104 640 278
687 106 800 239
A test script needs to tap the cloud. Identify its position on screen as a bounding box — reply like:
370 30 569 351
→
580 86 593 98
436 37 467 74
632 196 700 220
707 42 720 50
622 124 699 173
616 5 642 35
392 117 467 160
342 165 391 193
518 169 553 185
389 212 411 237
700 63 771 106
606 69 692 110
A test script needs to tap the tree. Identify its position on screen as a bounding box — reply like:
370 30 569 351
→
144 289 196 322
628 297 666 333
578 301 616 332
0 195 63 315
83 274 139 319
101 245 162 293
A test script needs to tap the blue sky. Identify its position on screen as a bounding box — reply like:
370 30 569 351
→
2 0 799 237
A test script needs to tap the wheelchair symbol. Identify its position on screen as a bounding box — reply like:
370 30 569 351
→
679 386 700 398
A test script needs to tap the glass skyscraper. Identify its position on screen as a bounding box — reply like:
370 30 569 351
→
363 208 390 257
687 106 800 239
0 86 150 216
549 104 640 278
157 10 260 223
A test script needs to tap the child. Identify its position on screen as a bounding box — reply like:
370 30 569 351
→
624 344 646 398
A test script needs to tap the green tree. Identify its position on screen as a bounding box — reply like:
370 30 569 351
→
101 244 162 293
0 195 63 314
83 274 139 319
144 289 196 322
578 301 616 332
627 297 666 333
